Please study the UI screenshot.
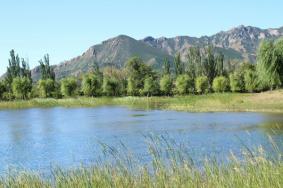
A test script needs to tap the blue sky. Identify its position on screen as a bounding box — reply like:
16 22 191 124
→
0 0 282 74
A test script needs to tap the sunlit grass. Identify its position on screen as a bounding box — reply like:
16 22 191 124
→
0 90 282 112
0 136 282 188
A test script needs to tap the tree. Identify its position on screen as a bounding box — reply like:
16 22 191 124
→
212 76 229 93
6 50 20 84
125 56 153 96
0 81 6 100
127 77 137 96
257 39 283 90
195 76 209 94
229 72 244 92
160 74 173 96
37 79 55 98
162 57 170 75
174 53 184 76
61 77 78 97
141 76 159 96
81 73 102 97
202 46 217 88
187 47 201 78
102 77 121 96
274 39 283 85
216 52 224 76
103 66 127 95
39 54 55 80
244 70 258 92
175 74 194 95
6 50 32 92
12 77 32 99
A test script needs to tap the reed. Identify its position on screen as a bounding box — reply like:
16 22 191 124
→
0 136 282 188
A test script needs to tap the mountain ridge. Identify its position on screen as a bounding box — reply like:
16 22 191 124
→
28 25 283 80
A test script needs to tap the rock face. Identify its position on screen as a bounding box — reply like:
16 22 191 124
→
30 25 283 80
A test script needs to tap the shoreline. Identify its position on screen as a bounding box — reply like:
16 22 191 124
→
0 90 282 113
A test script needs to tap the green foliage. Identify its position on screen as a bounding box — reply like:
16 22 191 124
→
202 46 218 87
187 47 201 78
81 73 102 97
216 52 224 76
3 40 283 101
159 74 173 96
126 56 153 96
256 39 283 90
102 77 121 96
39 54 55 80
212 76 229 92
0 81 6 100
6 50 32 92
6 50 21 85
162 57 170 75
175 74 194 95
229 72 244 92
274 38 283 85
244 70 258 92
61 77 78 97
141 76 159 96
12 77 32 99
1 92 14 101
37 79 55 98
173 53 184 76
127 77 138 96
195 76 209 94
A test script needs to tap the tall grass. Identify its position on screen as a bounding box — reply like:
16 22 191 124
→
0 135 282 188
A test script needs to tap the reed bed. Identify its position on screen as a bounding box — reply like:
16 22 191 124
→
0 135 282 188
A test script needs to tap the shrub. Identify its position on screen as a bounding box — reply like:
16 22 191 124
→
212 76 229 93
175 74 194 95
160 74 172 96
60 77 78 97
195 76 209 94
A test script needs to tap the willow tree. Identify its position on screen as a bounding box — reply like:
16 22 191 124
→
257 39 282 90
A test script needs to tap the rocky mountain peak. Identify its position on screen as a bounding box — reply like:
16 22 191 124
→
19 25 283 81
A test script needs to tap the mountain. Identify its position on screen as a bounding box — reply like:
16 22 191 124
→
141 25 283 61
30 25 283 80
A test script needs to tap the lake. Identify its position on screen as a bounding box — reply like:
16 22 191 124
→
0 106 282 173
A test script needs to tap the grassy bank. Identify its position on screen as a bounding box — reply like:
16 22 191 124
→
0 90 283 112
0 138 282 188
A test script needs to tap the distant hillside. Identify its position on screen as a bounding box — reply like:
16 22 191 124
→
29 25 283 80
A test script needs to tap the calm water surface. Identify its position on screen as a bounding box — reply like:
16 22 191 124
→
0 106 282 173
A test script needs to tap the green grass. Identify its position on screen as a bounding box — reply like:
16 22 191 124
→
0 90 283 112
0 136 282 188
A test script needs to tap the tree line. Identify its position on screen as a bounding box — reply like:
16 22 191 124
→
0 38 282 100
